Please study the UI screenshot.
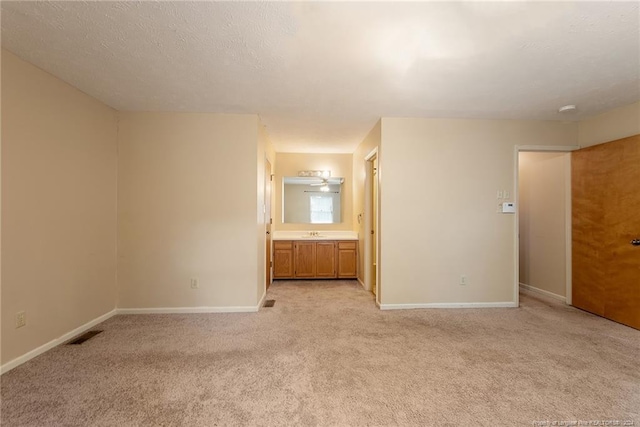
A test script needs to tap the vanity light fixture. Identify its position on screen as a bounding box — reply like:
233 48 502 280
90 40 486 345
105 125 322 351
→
298 170 331 178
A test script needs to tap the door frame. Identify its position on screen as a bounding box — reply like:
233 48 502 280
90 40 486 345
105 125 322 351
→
514 145 579 307
265 157 273 290
364 147 380 306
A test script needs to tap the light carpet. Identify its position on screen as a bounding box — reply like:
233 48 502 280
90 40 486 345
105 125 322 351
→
1 280 639 426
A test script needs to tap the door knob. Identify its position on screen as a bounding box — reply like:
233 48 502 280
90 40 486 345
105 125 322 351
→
632 239 640 246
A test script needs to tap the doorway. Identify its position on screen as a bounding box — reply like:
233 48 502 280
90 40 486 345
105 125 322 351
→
518 151 572 303
514 145 578 307
517 137 640 330
364 148 380 304
371 156 378 297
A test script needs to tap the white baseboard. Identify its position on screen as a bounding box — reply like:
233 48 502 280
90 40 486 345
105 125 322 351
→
1 309 117 375
379 301 518 310
116 305 259 314
519 283 566 303
1 301 265 375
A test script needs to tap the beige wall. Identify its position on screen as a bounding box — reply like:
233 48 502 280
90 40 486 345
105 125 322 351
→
117 112 261 309
578 101 640 147
379 118 577 305
518 152 568 297
274 153 353 231
1 50 118 364
352 121 381 284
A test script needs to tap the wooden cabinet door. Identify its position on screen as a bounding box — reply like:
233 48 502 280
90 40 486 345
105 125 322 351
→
273 241 293 278
337 241 357 278
316 242 336 278
294 241 316 278
572 134 640 329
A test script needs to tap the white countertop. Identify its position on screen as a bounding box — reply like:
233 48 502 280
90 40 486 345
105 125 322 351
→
272 231 358 241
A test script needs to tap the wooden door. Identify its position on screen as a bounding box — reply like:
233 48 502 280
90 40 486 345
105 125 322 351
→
265 159 273 288
338 241 357 278
294 242 316 278
316 242 336 278
273 241 293 278
572 134 640 329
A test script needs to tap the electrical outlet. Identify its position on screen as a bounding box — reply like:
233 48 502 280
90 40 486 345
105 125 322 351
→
190 278 199 289
460 275 468 286
16 311 26 328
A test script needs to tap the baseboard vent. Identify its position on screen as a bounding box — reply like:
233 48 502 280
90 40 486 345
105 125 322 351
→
66 330 103 345
263 300 276 308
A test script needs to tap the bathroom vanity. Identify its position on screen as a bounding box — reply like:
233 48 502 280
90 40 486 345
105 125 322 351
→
272 232 358 279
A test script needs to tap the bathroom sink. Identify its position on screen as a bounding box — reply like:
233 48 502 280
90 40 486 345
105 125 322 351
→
272 231 358 241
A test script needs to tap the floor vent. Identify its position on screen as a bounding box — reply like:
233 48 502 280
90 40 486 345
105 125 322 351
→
67 330 103 345
263 300 276 308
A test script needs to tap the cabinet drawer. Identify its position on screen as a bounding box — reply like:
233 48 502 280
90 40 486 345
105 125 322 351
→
338 241 357 249
274 241 293 250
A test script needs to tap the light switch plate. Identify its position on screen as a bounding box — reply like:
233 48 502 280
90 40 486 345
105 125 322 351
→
502 202 516 213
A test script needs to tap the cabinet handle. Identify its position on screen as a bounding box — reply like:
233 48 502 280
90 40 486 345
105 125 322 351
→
632 239 640 246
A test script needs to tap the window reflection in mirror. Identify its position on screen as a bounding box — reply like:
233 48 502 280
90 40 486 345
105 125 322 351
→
282 177 343 224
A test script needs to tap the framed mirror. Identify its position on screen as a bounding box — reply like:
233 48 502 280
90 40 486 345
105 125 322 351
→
282 177 344 224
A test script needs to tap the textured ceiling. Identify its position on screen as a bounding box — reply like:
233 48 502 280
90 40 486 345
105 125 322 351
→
2 1 639 153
